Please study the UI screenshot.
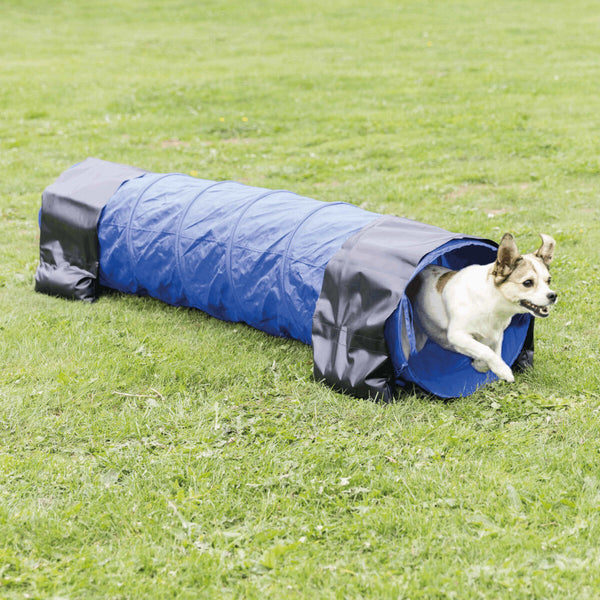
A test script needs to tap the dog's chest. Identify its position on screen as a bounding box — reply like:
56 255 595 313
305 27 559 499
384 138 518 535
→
444 273 513 344
466 313 511 346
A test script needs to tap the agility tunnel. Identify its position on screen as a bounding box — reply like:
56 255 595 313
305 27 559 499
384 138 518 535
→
35 158 533 400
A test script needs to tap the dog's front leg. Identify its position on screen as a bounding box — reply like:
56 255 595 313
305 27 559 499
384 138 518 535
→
472 333 505 374
446 329 514 382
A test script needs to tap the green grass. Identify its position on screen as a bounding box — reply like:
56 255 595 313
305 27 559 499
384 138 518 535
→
1 0 600 597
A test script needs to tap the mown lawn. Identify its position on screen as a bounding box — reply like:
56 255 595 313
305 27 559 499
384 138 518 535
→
1 0 600 598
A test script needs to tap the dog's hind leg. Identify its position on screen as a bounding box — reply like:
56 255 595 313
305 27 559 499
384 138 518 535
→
400 309 428 359
400 318 410 360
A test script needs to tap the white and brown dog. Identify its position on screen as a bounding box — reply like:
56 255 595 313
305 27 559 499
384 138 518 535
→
403 233 557 382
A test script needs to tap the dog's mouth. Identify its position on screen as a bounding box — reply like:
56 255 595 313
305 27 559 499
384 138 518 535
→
519 300 550 318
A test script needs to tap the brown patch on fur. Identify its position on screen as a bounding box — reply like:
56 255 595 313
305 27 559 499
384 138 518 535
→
436 270 457 293
492 233 522 283
498 257 531 286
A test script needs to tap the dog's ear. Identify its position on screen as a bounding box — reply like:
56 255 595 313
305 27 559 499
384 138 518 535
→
535 233 555 266
492 233 521 282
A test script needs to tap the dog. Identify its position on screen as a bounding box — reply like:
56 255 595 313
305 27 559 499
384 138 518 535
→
402 233 557 383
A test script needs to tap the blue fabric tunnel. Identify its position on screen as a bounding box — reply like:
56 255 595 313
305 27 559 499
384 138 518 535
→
97 172 380 345
35 158 533 400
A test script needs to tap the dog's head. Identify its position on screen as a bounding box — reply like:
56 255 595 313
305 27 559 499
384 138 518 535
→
491 233 557 318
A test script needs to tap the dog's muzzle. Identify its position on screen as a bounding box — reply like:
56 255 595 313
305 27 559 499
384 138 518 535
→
520 292 557 318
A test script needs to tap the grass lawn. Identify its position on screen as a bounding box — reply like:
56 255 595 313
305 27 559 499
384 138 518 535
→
1 0 600 597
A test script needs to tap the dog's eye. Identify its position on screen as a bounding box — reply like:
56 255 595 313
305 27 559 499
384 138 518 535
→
547 277 552 285
522 279 534 288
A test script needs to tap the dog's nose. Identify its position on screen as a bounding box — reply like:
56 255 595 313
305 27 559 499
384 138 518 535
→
547 291 557 302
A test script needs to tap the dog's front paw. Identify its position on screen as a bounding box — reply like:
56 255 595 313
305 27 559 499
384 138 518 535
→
494 363 515 383
472 358 514 382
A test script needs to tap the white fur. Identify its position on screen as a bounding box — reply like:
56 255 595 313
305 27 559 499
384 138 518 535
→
402 233 557 383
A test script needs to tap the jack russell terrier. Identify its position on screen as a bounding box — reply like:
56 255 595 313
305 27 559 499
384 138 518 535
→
403 233 557 383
